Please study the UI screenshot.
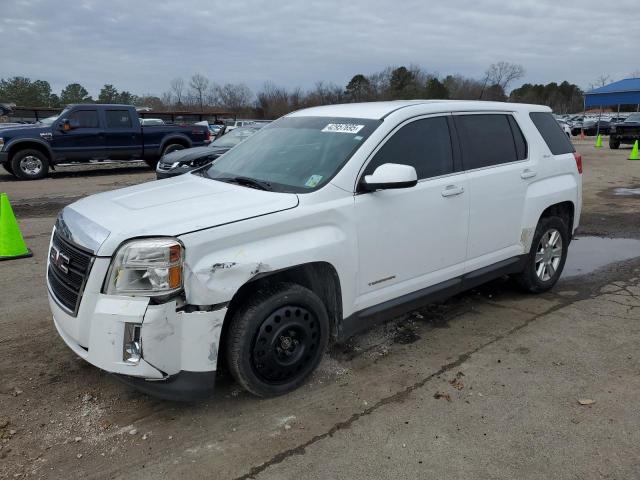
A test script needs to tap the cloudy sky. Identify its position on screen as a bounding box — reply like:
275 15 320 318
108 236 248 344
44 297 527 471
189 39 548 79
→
1 0 639 97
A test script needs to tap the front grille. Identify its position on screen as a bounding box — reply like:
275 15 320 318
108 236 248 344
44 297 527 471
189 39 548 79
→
47 230 94 316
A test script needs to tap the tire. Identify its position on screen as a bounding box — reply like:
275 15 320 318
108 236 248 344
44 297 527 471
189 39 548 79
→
514 216 569 294
226 282 330 397
2 162 16 176
10 149 49 180
162 143 185 156
609 137 620 149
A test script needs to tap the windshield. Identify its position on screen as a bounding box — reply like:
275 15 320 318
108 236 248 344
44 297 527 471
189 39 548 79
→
625 113 640 123
196 116 380 193
37 115 59 126
212 127 259 148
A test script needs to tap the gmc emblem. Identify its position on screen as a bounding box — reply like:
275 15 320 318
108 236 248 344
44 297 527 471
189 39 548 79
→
50 246 70 274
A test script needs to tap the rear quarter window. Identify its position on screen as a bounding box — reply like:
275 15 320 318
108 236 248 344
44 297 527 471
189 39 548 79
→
529 112 575 155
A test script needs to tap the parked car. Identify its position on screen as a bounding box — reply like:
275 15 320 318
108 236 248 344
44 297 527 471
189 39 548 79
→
556 119 571 137
581 119 611 136
47 100 581 401
140 118 166 126
156 125 262 179
609 113 640 149
224 119 256 132
0 104 210 179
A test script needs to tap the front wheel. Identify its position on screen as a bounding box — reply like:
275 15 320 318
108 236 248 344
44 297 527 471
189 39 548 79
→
609 137 620 149
226 282 330 397
514 216 569 293
10 149 50 180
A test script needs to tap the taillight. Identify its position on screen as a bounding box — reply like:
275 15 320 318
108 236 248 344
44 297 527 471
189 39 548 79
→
573 152 582 174
205 129 211 142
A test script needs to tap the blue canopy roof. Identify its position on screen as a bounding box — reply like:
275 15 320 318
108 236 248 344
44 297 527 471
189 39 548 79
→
585 78 640 107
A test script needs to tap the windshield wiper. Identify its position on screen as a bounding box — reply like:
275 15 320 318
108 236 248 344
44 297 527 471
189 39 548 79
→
219 176 273 191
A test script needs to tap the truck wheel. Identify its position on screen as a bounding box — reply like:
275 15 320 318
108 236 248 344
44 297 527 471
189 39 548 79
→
226 282 330 397
609 137 620 149
11 149 49 180
162 144 185 156
514 216 569 294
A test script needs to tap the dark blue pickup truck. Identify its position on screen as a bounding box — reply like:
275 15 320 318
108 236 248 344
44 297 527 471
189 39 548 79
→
0 104 211 180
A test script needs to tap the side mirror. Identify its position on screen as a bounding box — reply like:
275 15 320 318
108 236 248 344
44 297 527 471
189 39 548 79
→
361 163 418 192
59 119 72 131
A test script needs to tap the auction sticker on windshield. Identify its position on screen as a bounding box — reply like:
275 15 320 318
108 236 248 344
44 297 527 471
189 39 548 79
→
305 175 323 188
321 123 365 134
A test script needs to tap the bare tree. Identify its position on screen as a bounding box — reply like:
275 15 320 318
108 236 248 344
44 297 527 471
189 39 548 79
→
484 61 525 92
590 74 611 90
189 74 209 111
170 78 185 106
215 83 254 112
630 70 640 78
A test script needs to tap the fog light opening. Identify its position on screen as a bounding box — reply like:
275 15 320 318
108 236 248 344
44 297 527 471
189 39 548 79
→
123 323 142 364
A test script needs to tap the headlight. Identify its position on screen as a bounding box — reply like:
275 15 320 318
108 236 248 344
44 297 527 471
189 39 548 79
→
104 238 183 296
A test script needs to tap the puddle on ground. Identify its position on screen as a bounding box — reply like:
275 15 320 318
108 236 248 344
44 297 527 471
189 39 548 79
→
612 187 640 197
562 236 640 278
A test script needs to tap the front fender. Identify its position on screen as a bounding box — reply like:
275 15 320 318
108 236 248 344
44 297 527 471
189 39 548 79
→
5 137 54 159
178 205 357 314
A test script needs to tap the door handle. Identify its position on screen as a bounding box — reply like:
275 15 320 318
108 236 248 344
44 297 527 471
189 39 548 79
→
520 169 537 179
441 185 464 197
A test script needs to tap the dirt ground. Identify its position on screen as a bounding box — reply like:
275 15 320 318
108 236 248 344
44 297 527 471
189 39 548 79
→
1 139 639 479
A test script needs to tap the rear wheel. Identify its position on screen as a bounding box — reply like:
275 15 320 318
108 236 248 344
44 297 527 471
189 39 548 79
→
226 282 330 397
162 143 185 156
514 216 569 293
10 149 49 180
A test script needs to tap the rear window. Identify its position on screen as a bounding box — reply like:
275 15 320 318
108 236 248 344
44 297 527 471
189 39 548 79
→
455 114 520 170
106 110 133 128
529 112 575 155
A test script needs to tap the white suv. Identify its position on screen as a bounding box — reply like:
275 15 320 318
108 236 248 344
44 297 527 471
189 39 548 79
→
47 100 582 400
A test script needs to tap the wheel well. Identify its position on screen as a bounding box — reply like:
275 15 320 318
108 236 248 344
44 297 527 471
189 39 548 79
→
217 262 343 369
8 142 52 163
162 138 190 153
539 201 574 237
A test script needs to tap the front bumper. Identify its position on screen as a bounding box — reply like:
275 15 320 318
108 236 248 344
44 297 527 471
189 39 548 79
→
48 258 227 400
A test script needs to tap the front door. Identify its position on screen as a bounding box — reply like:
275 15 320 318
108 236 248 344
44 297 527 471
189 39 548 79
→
51 108 106 161
354 115 469 312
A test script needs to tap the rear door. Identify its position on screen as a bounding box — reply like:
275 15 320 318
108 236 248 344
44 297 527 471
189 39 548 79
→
454 113 532 272
51 108 106 160
104 109 142 160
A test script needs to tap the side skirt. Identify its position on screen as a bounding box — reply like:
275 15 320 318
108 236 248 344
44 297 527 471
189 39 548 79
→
337 255 527 343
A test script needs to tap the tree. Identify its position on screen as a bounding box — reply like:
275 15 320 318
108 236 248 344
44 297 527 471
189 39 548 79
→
215 83 253 112
60 83 92 104
117 91 136 105
590 74 611 90
189 74 209 111
345 74 371 102
170 77 185 106
389 66 418 98
484 62 525 93
0 77 56 106
97 84 119 103
424 77 449 99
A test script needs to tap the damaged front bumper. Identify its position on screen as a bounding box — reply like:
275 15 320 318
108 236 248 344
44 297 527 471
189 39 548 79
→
48 261 226 401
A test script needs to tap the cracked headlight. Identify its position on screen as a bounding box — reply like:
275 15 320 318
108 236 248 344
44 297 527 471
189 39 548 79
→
105 238 183 297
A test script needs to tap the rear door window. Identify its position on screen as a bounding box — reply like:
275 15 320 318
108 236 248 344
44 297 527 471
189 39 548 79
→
364 116 454 180
106 110 133 128
529 112 575 155
454 114 519 170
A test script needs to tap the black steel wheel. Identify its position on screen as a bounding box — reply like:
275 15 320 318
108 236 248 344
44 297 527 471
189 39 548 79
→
226 282 330 397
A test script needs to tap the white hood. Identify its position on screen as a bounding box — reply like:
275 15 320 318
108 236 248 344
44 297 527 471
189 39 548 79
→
60 173 299 256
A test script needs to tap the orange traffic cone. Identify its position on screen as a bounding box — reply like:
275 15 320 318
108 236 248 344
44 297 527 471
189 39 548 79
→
0 193 32 261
